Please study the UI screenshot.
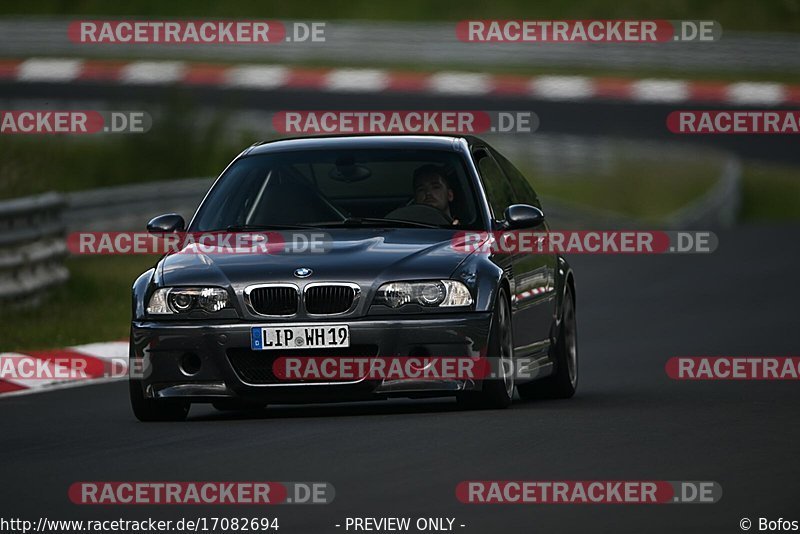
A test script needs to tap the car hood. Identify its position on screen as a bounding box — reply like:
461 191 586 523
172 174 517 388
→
158 228 473 290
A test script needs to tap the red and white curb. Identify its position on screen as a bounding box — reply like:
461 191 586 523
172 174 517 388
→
2 57 799 106
0 341 128 398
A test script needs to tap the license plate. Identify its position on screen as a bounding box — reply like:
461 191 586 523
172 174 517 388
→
250 324 350 350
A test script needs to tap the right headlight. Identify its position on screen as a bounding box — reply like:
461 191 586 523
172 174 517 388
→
147 287 230 315
373 280 473 308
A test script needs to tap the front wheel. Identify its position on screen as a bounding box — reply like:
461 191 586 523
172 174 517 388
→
518 285 578 400
129 377 190 421
457 288 515 409
128 342 189 421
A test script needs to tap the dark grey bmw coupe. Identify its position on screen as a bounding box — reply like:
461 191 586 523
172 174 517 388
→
129 135 577 421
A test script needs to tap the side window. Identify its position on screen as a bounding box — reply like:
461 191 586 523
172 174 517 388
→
492 148 541 209
474 148 516 220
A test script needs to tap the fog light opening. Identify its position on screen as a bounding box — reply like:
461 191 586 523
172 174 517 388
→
179 352 202 376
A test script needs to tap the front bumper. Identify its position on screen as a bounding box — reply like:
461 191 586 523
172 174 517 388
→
131 313 492 403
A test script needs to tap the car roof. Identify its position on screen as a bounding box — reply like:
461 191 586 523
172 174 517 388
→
245 134 488 155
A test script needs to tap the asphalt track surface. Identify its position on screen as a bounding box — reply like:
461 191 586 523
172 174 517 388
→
1 82 799 164
2 224 799 533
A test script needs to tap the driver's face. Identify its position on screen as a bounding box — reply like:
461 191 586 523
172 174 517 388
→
414 174 453 214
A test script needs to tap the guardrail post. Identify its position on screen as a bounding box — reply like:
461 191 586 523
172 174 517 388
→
0 192 69 306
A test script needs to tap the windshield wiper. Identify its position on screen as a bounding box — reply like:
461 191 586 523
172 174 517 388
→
311 217 441 229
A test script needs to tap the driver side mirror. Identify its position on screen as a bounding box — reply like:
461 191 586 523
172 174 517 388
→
147 213 185 233
503 204 545 229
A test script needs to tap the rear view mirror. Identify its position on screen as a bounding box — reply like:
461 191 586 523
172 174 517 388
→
147 213 185 233
503 204 545 230
330 155 372 182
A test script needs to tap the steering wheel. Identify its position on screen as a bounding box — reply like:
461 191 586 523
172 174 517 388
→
385 203 453 225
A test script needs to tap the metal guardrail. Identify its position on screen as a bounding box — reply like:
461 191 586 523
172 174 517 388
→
0 180 211 306
542 155 743 230
665 157 742 228
64 177 213 232
1 18 799 74
0 192 69 305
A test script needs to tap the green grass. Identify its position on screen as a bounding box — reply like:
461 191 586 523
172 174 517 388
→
532 159 800 222
0 0 797 33
0 255 159 351
527 158 721 222
740 163 800 220
0 103 255 200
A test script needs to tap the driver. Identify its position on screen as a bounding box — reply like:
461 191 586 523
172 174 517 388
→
412 164 460 225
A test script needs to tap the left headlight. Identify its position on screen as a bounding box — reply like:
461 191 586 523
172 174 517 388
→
373 280 473 308
147 287 230 315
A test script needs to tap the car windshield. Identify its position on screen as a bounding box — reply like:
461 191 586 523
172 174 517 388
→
191 148 485 231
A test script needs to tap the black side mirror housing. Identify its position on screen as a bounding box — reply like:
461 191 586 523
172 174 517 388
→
503 204 545 230
147 213 185 233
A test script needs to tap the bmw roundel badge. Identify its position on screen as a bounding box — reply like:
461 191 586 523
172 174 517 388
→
294 267 313 278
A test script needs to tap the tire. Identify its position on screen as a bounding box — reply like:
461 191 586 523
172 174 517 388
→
457 288 514 409
517 285 578 400
129 378 190 421
128 342 189 422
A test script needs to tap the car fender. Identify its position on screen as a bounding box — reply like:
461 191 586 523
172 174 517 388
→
552 255 575 334
132 268 155 320
451 252 508 313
